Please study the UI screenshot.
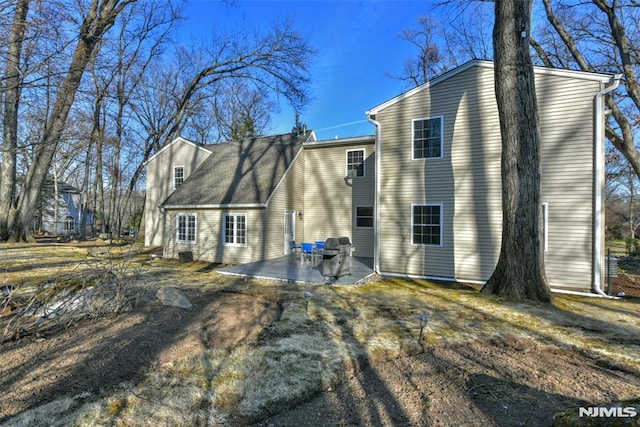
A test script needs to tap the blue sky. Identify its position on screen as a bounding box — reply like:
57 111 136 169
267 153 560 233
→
182 0 445 141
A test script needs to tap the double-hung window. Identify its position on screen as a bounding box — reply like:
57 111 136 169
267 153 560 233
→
177 213 196 243
412 117 443 159
224 214 247 246
412 204 442 246
346 149 365 178
355 206 374 228
173 166 184 189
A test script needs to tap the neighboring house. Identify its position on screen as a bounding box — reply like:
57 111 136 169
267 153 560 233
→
38 180 94 236
145 60 619 294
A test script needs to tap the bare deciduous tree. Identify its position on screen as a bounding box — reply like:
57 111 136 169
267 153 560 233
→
8 0 137 241
0 0 30 238
533 0 640 181
126 19 313 218
390 2 493 88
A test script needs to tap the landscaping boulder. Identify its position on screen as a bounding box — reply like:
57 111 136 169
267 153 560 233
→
156 287 192 309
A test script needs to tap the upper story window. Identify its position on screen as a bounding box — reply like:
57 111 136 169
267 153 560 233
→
412 117 443 159
346 149 365 178
173 166 184 189
412 204 442 246
177 213 196 243
224 213 247 246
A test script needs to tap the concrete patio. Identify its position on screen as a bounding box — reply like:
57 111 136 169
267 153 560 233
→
218 254 375 285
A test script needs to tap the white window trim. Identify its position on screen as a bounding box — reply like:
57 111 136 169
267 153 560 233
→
173 165 185 189
411 116 444 160
355 205 374 229
411 203 443 247
223 213 248 247
346 148 366 178
64 216 75 231
176 213 196 244
542 202 549 253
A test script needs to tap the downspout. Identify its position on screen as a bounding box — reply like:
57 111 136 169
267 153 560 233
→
593 74 622 295
367 113 382 274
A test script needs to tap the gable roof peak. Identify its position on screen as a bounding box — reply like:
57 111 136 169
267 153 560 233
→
162 131 308 208
367 59 613 116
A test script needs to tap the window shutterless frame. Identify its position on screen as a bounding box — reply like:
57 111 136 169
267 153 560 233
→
355 205 374 228
173 165 185 189
411 203 443 246
176 213 196 243
346 148 366 178
223 213 247 247
411 116 444 160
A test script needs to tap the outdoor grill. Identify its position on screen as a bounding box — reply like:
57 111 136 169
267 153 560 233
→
323 236 352 278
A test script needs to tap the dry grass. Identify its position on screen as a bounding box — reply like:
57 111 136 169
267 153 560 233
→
2 241 640 426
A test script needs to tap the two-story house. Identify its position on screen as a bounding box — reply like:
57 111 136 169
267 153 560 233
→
144 60 619 294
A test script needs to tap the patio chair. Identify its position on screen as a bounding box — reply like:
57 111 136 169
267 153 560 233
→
314 240 325 256
290 240 301 254
301 243 316 265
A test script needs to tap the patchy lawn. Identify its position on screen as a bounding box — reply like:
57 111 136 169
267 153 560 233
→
1 241 639 426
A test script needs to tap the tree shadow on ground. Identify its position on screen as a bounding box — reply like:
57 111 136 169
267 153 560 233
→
0 277 280 423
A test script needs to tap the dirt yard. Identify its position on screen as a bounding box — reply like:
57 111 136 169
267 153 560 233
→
1 242 639 426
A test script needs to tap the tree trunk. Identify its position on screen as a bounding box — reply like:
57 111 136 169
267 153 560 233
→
0 0 30 239
79 139 92 240
8 0 135 241
96 129 106 234
481 0 551 302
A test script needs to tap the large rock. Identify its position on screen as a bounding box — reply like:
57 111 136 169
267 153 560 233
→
156 287 192 309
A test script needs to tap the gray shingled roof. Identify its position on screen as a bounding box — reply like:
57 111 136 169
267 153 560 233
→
162 132 308 207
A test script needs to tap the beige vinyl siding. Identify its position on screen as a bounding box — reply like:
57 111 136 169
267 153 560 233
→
536 73 600 290
163 150 305 264
164 208 265 264
376 69 467 278
262 149 305 258
448 67 502 282
377 64 602 290
144 140 211 247
303 142 375 257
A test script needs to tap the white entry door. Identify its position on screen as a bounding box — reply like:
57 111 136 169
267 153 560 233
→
284 211 296 254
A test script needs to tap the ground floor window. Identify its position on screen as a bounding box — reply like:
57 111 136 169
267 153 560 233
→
224 213 247 246
64 216 75 231
355 206 373 228
412 204 442 246
177 213 196 243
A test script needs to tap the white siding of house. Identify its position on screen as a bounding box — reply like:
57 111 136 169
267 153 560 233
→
375 64 604 290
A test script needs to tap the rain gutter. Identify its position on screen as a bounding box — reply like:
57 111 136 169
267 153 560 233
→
366 113 382 274
593 73 622 296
